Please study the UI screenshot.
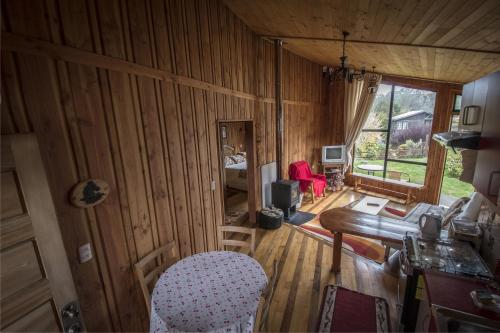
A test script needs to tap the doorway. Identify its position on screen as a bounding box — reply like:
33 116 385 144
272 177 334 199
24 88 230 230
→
218 121 256 225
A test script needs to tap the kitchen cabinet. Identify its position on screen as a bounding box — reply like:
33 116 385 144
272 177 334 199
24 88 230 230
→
471 71 500 206
459 77 488 132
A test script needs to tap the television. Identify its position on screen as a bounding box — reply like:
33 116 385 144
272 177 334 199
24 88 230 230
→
322 145 346 163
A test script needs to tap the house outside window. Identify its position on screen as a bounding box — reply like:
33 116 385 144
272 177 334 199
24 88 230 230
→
353 84 436 184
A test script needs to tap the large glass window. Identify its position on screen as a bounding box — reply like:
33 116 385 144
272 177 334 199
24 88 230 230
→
353 84 436 184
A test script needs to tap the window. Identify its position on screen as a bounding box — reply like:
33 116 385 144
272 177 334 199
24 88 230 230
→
439 94 474 205
397 121 408 130
450 94 462 132
353 84 437 185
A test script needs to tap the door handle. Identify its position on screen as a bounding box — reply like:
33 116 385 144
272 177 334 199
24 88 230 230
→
61 301 84 333
487 171 500 196
462 106 469 125
462 106 480 125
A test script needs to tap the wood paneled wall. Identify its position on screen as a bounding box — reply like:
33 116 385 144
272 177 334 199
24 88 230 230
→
1 0 328 330
325 79 346 146
221 122 246 154
281 51 329 176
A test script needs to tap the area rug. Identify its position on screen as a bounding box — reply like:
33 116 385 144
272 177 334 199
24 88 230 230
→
299 224 386 263
286 211 316 226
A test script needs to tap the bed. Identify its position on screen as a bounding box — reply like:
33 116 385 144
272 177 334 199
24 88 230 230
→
224 147 248 191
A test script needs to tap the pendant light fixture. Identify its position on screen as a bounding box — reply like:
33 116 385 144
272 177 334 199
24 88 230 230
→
322 31 381 84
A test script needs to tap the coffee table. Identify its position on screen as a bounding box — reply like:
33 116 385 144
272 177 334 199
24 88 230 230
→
351 196 389 215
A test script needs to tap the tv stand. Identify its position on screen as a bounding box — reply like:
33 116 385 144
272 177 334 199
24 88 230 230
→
321 162 345 192
321 162 344 174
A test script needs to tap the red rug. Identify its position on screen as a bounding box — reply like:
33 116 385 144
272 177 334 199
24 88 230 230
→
299 224 386 263
384 206 407 217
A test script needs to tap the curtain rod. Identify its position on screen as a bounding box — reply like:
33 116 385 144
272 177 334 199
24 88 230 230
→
259 35 500 55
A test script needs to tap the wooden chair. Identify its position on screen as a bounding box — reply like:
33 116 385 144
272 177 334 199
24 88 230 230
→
217 225 256 256
257 260 279 332
134 241 179 315
387 170 411 182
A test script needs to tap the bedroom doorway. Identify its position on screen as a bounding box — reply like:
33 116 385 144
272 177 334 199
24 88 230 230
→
218 120 256 225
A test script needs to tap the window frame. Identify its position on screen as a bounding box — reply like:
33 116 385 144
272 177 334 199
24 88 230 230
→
353 83 437 182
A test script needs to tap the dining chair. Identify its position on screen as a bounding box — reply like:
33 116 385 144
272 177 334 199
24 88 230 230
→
217 225 256 256
134 241 179 315
258 260 279 332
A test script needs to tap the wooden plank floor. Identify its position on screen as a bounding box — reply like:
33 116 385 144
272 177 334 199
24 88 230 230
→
247 188 407 332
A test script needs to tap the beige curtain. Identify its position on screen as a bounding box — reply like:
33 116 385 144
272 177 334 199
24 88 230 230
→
344 75 382 171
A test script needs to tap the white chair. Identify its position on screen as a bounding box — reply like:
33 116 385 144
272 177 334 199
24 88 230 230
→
217 225 256 256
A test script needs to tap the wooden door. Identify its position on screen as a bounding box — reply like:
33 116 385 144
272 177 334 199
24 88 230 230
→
1 134 79 331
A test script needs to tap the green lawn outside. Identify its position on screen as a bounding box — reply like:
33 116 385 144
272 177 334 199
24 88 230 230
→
353 158 473 199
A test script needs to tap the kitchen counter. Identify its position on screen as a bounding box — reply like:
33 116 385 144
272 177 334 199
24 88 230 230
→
423 270 500 321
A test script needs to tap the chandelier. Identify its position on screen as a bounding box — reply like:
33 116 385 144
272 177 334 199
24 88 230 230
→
322 31 380 85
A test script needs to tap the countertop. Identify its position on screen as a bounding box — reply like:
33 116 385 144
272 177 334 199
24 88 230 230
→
423 270 500 321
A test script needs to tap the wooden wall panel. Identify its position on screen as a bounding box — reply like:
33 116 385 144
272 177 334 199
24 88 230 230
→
221 122 247 154
281 51 330 177
1 0 328 330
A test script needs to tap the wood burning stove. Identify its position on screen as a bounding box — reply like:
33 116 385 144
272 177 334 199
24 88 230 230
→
271 180 300 219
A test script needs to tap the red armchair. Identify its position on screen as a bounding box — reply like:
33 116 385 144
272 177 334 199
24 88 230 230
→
288 161 327 203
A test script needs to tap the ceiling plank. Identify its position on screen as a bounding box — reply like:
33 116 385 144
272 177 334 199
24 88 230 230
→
224 0 500 82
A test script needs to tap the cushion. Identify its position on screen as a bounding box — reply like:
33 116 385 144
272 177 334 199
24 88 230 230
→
456 192 483 222
224 156 235 166
231 154 246 164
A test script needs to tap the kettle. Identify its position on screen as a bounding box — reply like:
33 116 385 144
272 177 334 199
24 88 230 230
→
419 213 442 240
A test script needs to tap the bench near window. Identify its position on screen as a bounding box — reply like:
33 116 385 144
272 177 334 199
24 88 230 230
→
350 173 424 204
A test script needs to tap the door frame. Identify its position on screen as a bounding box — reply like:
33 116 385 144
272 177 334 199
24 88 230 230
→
217 119 257 224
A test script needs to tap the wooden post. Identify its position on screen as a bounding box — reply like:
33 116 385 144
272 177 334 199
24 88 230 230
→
332 232 343 273
275 39 283 179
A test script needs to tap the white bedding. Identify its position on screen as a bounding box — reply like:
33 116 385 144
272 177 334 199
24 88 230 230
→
226 161 247 170
225 162 247 191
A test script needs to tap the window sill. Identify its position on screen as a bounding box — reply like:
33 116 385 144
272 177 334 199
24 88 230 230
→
350 172 424 189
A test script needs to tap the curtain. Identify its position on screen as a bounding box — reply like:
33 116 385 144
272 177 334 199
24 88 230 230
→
343 75 382 171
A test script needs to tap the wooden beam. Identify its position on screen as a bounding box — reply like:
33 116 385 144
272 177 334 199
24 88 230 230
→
275 39 283 179
260 35 500 56
2 32 260 102
3 33 329 108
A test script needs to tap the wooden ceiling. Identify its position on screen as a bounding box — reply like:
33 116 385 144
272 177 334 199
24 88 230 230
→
223 0 500 83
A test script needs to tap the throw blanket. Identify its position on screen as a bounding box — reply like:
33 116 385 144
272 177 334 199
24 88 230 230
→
288 161 327 197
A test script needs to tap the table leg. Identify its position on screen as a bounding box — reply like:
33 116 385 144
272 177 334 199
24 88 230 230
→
331 232 342 273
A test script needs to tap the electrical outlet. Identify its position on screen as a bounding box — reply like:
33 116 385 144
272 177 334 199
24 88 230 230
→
79 243 92 263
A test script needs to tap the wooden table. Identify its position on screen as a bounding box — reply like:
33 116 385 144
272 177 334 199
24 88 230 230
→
319 207 419 273
357 164 384 176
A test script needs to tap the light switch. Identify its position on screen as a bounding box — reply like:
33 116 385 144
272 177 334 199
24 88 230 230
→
211 180 216 191
79 243 92 263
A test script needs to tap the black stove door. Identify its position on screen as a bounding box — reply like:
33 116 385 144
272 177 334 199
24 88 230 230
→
401 271 421 332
